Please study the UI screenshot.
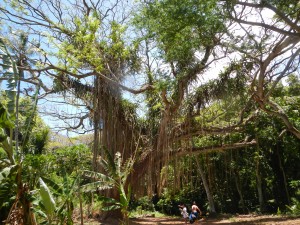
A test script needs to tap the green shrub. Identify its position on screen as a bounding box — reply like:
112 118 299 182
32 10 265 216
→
286 180 300 216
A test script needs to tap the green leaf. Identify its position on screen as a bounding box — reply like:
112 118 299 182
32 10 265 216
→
120 192 127 207
98 196 121 211
0 131 14 163
0 102 14 128
0 128 7 142
98 196 119 204
80 182 112 193
1 55 12 70
102 147 117 176
82 170 114 184
32 208 47 219
102 204 121 211
127 184 131 204
40 176 63 195
39 177 56 217
0 165 18 182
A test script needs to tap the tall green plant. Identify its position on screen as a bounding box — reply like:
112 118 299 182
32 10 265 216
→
25 144 91 225
0 35 41 224
82 147 137 224
37 174 79 225
39 177 56 224
0 37 17 163
0 102 15 164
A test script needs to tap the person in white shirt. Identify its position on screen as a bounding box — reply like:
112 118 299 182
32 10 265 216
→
178 204 189 224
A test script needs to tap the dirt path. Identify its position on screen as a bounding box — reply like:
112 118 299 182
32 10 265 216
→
129 215 300 225
80 215 300 224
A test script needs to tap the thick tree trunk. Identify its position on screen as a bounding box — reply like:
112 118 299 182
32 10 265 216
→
94 76 139 221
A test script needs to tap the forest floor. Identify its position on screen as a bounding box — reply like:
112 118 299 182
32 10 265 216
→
79 214 300 225
129 215 300 225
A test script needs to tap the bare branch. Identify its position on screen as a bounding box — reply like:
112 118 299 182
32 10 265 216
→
234 1 300 33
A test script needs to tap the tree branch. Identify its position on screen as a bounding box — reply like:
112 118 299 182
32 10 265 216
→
172 139 257 158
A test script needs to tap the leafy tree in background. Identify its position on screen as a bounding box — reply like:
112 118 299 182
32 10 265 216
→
158 75 300 214
223 0 300 138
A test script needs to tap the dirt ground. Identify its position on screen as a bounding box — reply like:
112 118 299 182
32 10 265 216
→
83 215 300 225
129 215 300 225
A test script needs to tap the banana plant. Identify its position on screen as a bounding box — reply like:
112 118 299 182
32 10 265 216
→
35 175 86 225
38 177 56 224
0 102 15 164
0 35 39 224
40 172 80 225
81 147 136 225
0 37 17 163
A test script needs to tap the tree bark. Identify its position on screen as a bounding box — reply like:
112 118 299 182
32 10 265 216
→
255 154 265 213
195 157 216 214
276 143 290 205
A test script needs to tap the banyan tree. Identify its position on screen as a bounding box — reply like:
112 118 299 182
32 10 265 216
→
0 0 300 222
